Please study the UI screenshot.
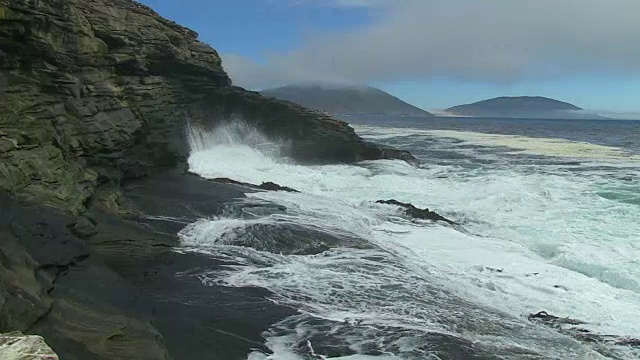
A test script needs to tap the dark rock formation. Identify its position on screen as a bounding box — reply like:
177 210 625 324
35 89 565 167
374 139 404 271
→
0 192 171 360
528 311 586 327
265 315 504 360
376 199 457 225
261 84 433 117
210 222 371 256
528 311 640 356
0 0 414 214
1 174 306 360
260 181 299 192
0 0 419 359
211 177 299 193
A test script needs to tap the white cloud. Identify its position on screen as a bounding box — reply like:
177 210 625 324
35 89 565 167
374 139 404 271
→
224 0 640 89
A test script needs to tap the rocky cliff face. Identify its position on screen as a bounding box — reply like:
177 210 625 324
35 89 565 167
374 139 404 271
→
0 0 225 213
0 0 409 214
0 1 414 359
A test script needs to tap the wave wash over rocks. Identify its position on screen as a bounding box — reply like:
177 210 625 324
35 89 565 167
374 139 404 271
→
180 121 640 360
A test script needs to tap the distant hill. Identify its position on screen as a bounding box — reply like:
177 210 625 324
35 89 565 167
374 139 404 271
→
444 96 601 119
261 84 433 117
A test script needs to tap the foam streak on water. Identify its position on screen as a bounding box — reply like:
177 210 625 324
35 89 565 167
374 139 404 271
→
182 122 640 359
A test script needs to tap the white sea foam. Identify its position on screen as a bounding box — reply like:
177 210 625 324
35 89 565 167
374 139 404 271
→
182 122 640 359
353 125 640 163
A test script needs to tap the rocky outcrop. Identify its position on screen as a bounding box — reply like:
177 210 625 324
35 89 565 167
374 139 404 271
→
0 332 59 360
0 192 172 360
0 0 413 214
211 177 299 193
0 0 230 213
1 174 306 360
376 199 457 225
0 0 418 359
528 311 640 358
191 86 416 164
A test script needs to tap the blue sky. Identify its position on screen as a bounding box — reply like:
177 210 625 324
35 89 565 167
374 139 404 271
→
140 0 640 112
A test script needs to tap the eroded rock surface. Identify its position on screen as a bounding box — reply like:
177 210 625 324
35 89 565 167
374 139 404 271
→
0 332 58 360
0 0 413 214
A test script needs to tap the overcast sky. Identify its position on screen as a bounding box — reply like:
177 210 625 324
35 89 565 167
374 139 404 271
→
141 0 640 112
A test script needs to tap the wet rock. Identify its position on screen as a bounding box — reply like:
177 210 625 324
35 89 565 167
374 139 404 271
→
2 174 300 360
528 311 586 326
0 223 53 332
259 181 299 193
210 177 299 193
376 199 458 225
211 222 371 255
1 192 171 360
192 87 417 166
295 339 334 359
528 311 640 355
617 338 640 347
268 315 504 360
0 332 59 360
211 178 254 186
90 175 297 360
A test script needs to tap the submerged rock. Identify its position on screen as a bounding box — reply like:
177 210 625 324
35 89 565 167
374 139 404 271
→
0 332 59 360
208 222 371 255
376 199 458 225
528 311 586 326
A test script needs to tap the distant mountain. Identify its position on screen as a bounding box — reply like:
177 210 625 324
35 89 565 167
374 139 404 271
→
444 96 601 119
261 84 433 117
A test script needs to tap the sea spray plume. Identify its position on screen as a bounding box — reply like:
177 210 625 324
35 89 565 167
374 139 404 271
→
186 117 289 160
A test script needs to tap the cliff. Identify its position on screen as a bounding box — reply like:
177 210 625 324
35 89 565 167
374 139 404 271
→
0 0 411 214
0 0 415 359
262 84 433 117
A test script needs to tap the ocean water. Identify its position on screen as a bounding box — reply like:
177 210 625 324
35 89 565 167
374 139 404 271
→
182 117 640 359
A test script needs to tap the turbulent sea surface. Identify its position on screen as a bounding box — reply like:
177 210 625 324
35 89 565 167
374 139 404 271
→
182 117 640 359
